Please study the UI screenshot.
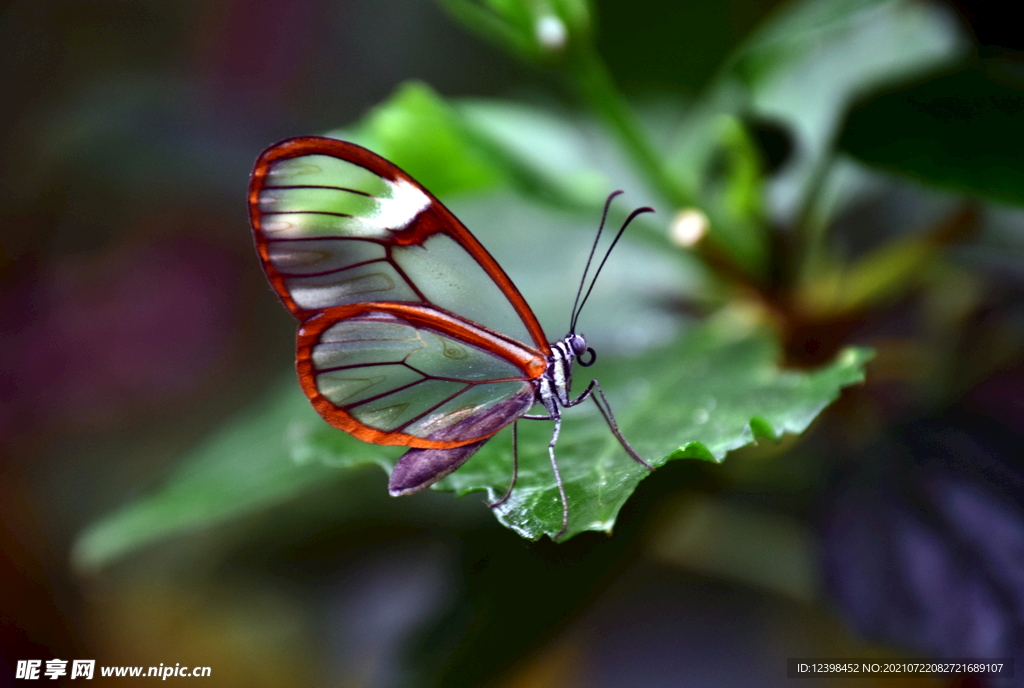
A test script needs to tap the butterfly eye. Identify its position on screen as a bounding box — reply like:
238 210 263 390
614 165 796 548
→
568 333 588 356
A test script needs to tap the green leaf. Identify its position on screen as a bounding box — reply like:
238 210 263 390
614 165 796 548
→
455 99 615 209
671 0 967 219
437 324 872 541
75 329 870 564
439 193 695 348
550 0 589 37
441 0 537 60
332 82 635 212
840 63 1024 207
337 81 510 198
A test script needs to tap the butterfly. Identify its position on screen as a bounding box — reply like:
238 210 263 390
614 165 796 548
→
248 137 653 540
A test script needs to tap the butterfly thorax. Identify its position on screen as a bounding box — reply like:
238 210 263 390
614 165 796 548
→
537 333 587 413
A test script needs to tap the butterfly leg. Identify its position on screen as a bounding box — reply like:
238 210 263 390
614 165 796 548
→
488 422 519 508
516 411 570 540
564 379 595 407
571 379 653 471
545 413 570 541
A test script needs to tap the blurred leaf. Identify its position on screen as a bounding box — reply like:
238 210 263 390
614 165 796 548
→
455 99 614 208
73 383 388 572
332 82 647 213
551 0 590 37
649 494 819 602
698 114 770 278
339 81 509 198
840 64 1024 207
441 193 691 348
717 116 766 224
803 233 941 316
671 0 967 221
457 97 676 221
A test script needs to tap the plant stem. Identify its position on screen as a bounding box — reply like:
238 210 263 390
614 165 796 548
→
436 0 536 60
569 49 693 209
790 145 837 290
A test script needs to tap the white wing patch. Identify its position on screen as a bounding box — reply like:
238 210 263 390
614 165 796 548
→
376 178 430 231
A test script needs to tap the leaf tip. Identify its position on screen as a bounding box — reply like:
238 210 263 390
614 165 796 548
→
749 416 777 441
667 441 718 463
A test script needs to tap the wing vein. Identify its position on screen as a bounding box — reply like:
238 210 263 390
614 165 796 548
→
385 245 430 303
342 377 434 409
275 257 389 278
264 236 386 245
392 384 476 433
262 184 373 197
261 210 355 218
317 361 409 374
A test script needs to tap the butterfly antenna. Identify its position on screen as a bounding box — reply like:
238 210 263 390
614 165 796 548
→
571 205 654 332
569 190 623 333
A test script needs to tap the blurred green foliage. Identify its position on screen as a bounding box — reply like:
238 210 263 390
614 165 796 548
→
77 0 1010 560
11 1 1024 686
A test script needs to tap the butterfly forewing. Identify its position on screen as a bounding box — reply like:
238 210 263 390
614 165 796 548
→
250 138 548 350
250 137 552 461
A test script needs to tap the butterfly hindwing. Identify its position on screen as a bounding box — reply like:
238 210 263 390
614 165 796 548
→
295 303 543 449
388 380 536 495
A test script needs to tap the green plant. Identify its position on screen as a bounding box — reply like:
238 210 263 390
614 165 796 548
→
80 0 1009 564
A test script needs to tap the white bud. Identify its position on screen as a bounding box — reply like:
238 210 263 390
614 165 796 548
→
669 208 710 247
535 15 567 51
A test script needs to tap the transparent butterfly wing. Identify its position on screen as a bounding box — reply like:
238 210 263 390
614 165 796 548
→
249 137 549 351
249 138 550 449
295 304 542 447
